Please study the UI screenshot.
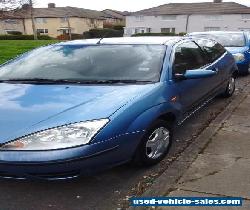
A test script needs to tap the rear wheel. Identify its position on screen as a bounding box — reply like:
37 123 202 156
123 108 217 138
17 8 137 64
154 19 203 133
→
222 75 235 98
133 120 173 166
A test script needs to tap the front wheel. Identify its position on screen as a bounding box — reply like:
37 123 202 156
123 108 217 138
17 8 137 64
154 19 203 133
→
133 120 173 166
222 75 236 98
246 64 250 75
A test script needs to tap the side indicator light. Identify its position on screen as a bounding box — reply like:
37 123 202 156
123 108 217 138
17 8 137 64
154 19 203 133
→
171 96 178 102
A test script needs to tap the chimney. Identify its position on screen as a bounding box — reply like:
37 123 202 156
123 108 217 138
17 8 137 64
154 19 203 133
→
48 3 56 8
213 0 222 3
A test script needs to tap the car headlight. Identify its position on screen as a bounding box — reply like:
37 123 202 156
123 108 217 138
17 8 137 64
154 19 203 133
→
233 53 245 62
0 119 109 151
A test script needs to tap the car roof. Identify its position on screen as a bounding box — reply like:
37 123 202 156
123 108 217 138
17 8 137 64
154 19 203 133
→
58 36 188 46
189 31 246 35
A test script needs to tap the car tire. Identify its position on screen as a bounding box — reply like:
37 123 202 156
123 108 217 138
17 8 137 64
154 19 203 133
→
133 119 173 166
246 64 250 75
222 75 236 98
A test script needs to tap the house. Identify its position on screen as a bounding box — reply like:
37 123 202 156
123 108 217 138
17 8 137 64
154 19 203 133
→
102 9 129 26
124 0 250 36
0 3 105 38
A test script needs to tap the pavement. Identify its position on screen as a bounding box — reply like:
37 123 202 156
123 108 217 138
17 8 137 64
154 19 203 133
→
131 80 250 210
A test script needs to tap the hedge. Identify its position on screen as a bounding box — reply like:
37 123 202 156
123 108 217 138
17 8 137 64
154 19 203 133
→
132 32 187 37
0 35 53 40
83 28 123 39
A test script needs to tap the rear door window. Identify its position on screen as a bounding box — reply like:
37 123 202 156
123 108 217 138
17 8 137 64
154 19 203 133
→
173 41 207 74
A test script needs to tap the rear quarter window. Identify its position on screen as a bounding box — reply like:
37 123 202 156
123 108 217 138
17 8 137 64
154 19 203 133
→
195 39 226 63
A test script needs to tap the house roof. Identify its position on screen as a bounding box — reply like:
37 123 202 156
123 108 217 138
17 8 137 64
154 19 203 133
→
0 10 24 19
102 9 129 19
131 2 250 16
32 7 105 19
1 7 106 20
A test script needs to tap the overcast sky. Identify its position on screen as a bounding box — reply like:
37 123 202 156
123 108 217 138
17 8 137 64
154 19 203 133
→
34 0 250 12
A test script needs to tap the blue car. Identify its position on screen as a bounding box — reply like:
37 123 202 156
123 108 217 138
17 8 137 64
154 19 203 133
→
189 31 250 75
0 37 237 180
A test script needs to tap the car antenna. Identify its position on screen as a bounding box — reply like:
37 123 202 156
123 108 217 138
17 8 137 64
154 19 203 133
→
96 31 110 44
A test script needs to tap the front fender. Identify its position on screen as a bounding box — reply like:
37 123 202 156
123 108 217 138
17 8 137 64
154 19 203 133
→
126 102 182 133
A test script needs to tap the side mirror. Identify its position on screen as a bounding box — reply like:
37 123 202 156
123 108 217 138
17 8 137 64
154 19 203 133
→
175 69 217 80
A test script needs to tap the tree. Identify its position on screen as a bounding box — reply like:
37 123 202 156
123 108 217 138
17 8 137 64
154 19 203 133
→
28 0 37 40
0 0 37 39
0 0 20 11
0 0 28 15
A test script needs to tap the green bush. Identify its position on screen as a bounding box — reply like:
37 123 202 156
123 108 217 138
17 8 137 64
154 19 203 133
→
112 25 124 31
71 33 84 40
83 28 123 39
0 35 53 40
132 32 186 37
7 31 23 35
179 32 187 36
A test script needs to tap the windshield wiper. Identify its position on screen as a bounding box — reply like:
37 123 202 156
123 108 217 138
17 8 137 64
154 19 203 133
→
0 79 154 85
225 45 243 47
0 78 86 84
80 80 153 84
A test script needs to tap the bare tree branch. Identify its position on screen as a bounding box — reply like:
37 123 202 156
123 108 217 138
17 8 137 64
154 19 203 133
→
0 0 37 39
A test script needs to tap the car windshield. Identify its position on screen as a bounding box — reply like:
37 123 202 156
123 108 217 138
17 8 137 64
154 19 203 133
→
193 33 246 47
0 44 166 84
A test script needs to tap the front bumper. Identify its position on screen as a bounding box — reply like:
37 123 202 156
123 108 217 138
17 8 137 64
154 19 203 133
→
0 131 144 180
236 60 250 74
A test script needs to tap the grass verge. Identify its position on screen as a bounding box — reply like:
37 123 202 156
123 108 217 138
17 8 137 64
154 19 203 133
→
0 40 59 64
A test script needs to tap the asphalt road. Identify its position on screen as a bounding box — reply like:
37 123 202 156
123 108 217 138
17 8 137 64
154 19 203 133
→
0 76 249 210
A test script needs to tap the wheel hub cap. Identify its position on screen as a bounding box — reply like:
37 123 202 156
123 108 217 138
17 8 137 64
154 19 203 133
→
228 77 235 95
146 127 170 159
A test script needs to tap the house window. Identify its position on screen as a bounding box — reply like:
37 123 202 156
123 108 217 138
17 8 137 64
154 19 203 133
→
37 29 48 34
135 16 144 22
134 28 150 34
60 17 68 23
161 15 177 21
205 15 223 20
90 19 95 24
161 28 175 33
35 18 47 23
204 27 221 31
242 14 250 20
4 19 17 24
5 30 21 35
239 28 250 32
58 28 73 35
124 28 132 35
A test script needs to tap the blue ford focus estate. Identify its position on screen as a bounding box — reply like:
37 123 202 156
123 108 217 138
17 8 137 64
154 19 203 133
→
0 37 237 180
189 31 250 75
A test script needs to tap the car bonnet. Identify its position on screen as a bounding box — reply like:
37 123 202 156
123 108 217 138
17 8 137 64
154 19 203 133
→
0 83 157 144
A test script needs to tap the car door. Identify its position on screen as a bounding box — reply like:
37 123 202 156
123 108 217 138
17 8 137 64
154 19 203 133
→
171 40 216 115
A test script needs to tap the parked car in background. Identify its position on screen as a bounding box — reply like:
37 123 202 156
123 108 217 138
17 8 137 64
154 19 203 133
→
0 37 238 180
189 31 250 75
